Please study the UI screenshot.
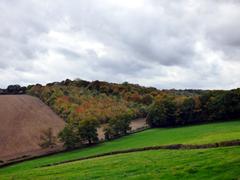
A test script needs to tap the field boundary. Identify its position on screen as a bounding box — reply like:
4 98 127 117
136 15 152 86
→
41 139 240 168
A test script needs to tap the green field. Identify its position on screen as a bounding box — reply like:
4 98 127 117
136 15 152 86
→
0 121 240 179
2 147 240 180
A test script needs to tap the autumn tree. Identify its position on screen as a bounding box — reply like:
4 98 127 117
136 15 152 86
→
141 94 153 105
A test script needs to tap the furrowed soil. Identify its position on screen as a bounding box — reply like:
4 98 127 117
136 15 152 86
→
0 95 65 161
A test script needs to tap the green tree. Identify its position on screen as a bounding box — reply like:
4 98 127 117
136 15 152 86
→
104 126 115 140
147 95 177 127
78 118 100 145
147 102 167 127
105 114 132 139
178 98 195 125
58 124 79 149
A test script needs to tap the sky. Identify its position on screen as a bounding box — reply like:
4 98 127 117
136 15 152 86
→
0 0 240 89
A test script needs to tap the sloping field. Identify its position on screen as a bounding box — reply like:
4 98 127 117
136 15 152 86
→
0 95 65 160
1 120 239 178
2 147 239 179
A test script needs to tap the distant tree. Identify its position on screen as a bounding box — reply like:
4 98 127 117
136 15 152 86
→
78 118 100 145
141 94 153 105
58 124 80 149
112 118 131 135
122 81 129 85
147 102 167 127
39 128 57 149
104 114 132 139
6 85 26 94
178 98 195 125
129 93 142 103
104 126 115 140
138 106 148 117
147 95 177 127
223 89 240 119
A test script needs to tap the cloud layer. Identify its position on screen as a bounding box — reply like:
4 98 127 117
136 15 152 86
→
0 0 240 89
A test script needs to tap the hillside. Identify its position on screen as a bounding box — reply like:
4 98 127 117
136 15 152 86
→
26 79 240 129
0 79 240 179
1 79 240 158
1 121 239 179
26 80 154 124
26 79 207 126
0 95 65 161
2 147 239 179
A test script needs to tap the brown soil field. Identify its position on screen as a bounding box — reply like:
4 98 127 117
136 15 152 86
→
0 95 65 161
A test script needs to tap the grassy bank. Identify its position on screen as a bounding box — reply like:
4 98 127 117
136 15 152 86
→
1 147 240 179
0 120 240 178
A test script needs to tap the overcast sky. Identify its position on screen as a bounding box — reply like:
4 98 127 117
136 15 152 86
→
0 0 240 89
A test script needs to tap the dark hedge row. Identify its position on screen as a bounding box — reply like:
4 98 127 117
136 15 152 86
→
0 85 26 95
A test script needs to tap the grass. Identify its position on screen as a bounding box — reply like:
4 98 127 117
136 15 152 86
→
0 120 240 179
1 147 240 179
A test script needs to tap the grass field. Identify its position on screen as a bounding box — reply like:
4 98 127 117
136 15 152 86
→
1 147 240 179
0 121 240 179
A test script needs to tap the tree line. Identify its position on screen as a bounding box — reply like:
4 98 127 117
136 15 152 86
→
147 89 240 127
0 85 26 95
57 113 132 149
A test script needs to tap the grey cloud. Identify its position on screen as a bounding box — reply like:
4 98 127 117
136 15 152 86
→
57 48 82 59
95 57 150 76
0 0 240 89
